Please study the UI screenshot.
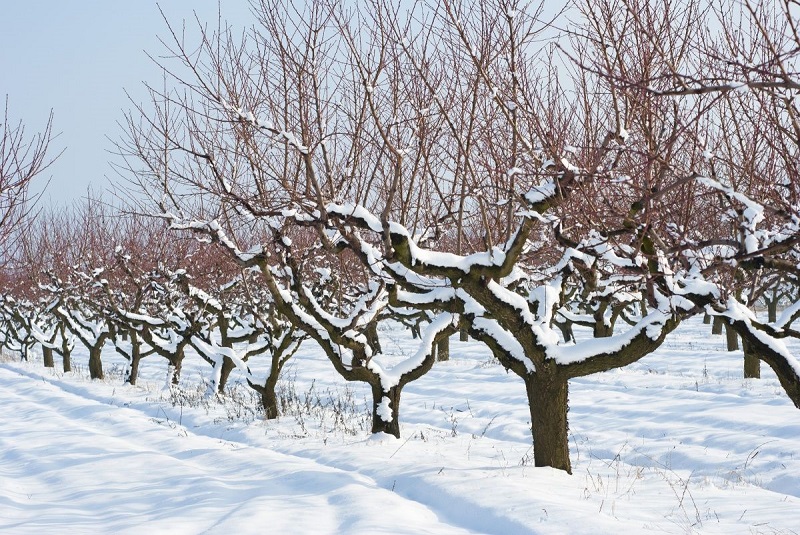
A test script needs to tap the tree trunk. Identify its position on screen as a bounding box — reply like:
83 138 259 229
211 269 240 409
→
370 383 401 438
261 373 280 420
767 298 778 323
555 320 574 343
88 345 104 380
61 336 72 373
410 323 420 339
593 322 613 338
436 336 450 362
365 320 382 354
712 316 724 335
217 357 236 394
702 313 711 325
125 335 142 386
459 325 469 342
42 346 54 368
127 350 141 386
725 322 739 351
169 345 186 386
742 337 761 379
730 321 800 408
525 372 571 474
593 305 613 338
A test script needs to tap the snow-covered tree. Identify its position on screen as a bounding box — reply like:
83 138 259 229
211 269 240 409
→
115 0 800 474
583 0 800 405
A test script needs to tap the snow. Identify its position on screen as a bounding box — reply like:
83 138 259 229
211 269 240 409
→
560 158 581 173
371 313 456 390
775 299 800 330
188 285 222 312
524 180 557 205
696 176 766 254
724 298 800 378
376 397 393 422
327 203 383 233
472 316 535 372
385 222 511 274
1 316 800 534
549 310 669 365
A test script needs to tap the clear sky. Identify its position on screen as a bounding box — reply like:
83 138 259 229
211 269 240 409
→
0 1 253 207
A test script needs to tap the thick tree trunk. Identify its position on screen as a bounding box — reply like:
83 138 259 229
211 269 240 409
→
742 337 761 379
459 326 469 342
593 304 613 338
249 355 286 420
593 322 613 338
725 322 739 351
525 372 571 474
88 346 104 380
436 336 450 362
42 346 54 368
712 316 724 335
730 321 800 408
702 313 711 325
370 383 401 438
119 331 143 386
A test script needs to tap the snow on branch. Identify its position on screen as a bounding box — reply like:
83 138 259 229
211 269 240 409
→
163 214 267 266
369 312 458 391
220 101 309 155
696 176 766 254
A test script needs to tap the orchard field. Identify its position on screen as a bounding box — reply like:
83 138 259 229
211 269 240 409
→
2 317 798 534
3 1 800 533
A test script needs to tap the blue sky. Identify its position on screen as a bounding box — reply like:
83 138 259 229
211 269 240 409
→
0 1 252 206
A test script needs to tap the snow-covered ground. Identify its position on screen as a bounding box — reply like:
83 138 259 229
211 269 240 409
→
1 317 798 534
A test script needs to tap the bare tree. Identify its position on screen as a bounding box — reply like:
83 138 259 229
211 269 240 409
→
0 97 57 261
589 0 800 401
113 0 800 475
